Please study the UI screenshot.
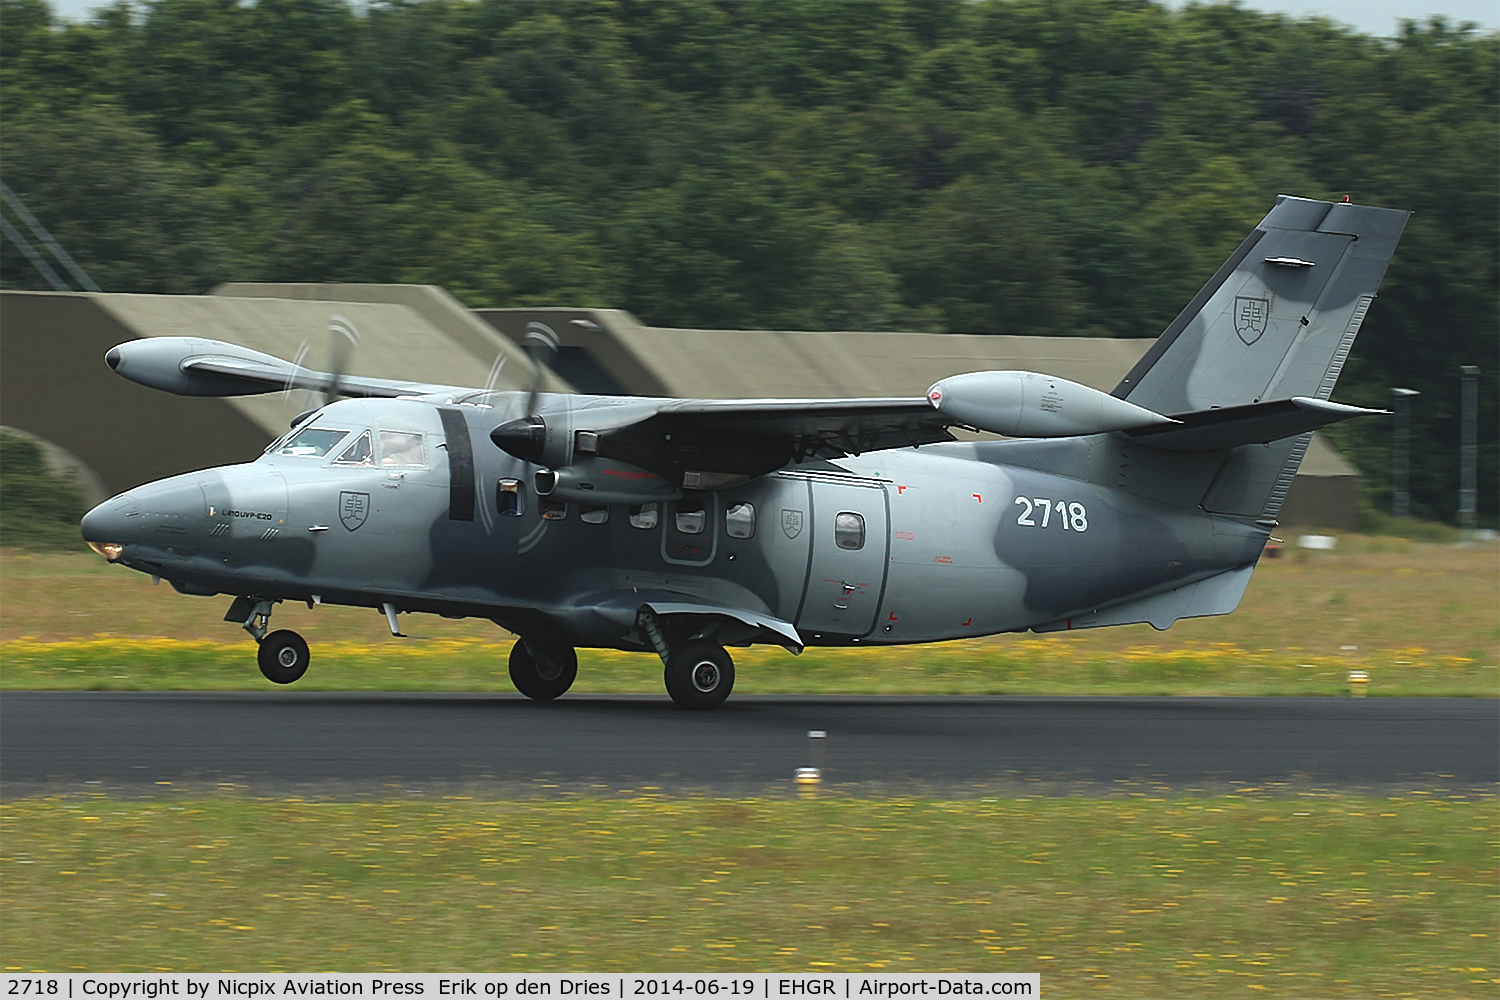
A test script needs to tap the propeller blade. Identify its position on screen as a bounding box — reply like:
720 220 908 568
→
521 321 559 419
324 315 360 405
482 352 508 396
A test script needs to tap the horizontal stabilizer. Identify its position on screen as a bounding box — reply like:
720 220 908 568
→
1123 396 1387 452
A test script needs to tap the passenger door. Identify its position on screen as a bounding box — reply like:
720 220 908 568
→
796 479 889 638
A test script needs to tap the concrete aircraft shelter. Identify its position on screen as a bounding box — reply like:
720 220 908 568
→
0 285 545 496
0 285 1359 528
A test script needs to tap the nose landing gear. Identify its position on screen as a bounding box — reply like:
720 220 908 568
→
225 596 310 685
257 629 310 684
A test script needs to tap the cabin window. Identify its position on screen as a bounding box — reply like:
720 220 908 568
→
675 502 706 535
497 479 524 517
540 498 567 521
629 503 659 529
279 426 349 458
834 511 865 550
663 496 715 565
379 430 426 468
331 430 373 466
725 502 756 539
580 505 609 524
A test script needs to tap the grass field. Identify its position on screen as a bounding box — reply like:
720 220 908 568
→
1 537 1495 696
2 791 1495 994
3 539 1495 989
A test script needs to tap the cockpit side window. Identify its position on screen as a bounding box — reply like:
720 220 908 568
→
278 427 350 457
380 430 426 468
332 430 374 466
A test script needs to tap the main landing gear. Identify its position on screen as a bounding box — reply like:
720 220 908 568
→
505 633 736 709
663 640 735 710
637 612 736 709
509 641 578 701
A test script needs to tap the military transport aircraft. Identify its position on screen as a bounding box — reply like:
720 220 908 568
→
81 195 1408 708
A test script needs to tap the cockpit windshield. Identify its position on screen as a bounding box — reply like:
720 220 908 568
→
276 426 350 457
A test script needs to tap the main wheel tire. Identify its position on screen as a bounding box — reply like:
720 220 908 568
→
257 629 310 684
509 641 578 701
664 640 734 710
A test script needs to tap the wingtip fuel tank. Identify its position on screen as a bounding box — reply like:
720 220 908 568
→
926 370 1176 438
105 337 298 397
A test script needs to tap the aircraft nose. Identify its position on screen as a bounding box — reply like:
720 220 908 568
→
80 497 134 559
80 478 205 556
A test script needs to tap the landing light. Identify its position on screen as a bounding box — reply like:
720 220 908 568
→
88 541 124 562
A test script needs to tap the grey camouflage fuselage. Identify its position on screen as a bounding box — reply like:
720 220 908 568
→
88 414 1268 648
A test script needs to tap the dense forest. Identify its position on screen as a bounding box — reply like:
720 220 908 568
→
1 0 1495 524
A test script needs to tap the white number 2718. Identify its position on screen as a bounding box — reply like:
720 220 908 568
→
1014 497 1088 532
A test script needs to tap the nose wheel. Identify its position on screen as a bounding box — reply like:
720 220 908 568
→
664 640 735 710
257 629 310 684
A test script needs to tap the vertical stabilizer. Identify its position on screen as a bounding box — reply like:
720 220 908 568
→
1114 196 1409 414
1113 196 1408 523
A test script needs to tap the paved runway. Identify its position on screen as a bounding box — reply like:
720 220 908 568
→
2 692 1494 791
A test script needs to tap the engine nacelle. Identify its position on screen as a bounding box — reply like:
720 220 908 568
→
105 337 295 397
927 370 1175 437
533 458 682 505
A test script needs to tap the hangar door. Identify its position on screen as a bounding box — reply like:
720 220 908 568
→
796 479 888 638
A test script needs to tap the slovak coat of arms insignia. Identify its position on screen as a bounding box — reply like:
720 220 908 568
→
781 509 804 539
1233 295 1271 345
339 491 370 531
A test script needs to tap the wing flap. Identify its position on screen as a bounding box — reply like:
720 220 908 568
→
612 397 954 474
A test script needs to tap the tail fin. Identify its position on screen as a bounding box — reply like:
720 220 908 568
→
1114 195 1409 522
1114 195 1409 412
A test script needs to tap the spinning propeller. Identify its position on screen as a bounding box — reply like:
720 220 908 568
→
287 316 361 426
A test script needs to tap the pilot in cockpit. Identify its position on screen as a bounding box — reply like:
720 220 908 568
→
379 430 425 468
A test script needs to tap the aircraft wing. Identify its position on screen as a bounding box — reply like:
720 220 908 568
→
533 396 959 487
105 337 476 399
651 397 956 459
181 354 469 400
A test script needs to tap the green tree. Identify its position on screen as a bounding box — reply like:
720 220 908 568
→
0 105 227 293
1 0 1494 521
